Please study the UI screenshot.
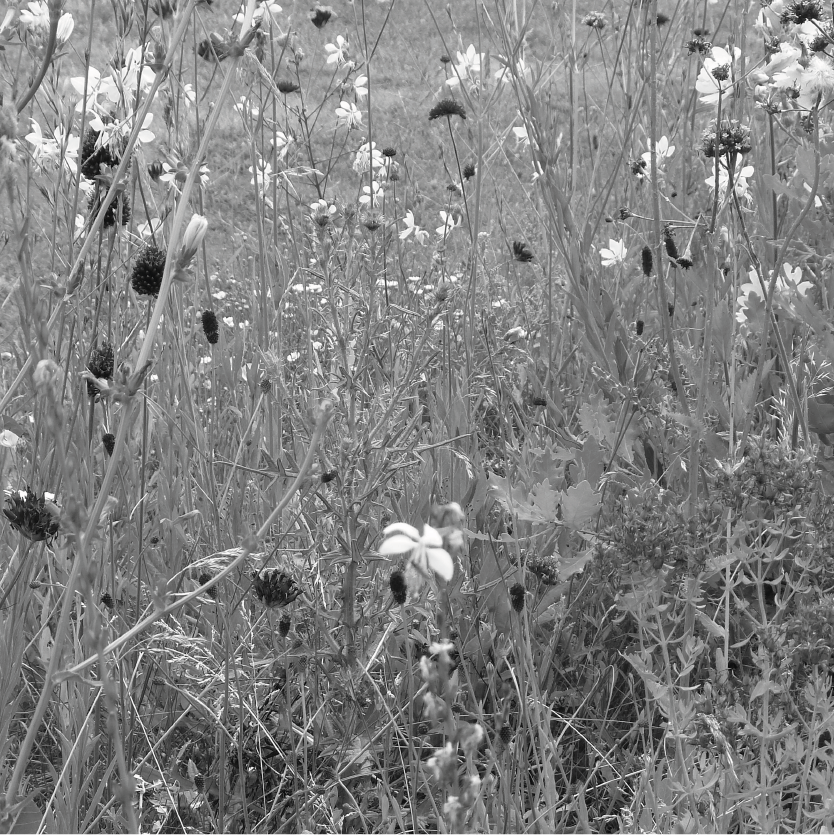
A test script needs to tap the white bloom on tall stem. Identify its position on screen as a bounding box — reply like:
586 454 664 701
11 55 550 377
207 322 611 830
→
447 43 483 88
436 210 460 237
706 160 754 203
695 46 740 106
600 239 627 267
335 100 362 129
774 54 834 109
25 120 79 174
325 34 349 66
399 210 428 244
379 522 454 581
641 135 675 170
359 180 383 207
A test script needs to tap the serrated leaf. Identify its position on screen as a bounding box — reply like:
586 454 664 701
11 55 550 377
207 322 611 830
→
489 475 559 524
560 480 600 530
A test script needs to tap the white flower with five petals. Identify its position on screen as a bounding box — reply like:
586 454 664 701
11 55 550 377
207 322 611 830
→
379 522 454 581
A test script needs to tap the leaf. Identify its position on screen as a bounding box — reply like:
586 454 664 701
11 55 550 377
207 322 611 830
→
560 480 600 530
557 549 595 579
576 435 605 489
489 475 559 524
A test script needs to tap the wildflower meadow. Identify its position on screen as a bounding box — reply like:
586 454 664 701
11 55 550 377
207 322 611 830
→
5 0 834 830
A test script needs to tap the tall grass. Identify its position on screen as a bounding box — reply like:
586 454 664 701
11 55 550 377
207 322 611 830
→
3 0 834 831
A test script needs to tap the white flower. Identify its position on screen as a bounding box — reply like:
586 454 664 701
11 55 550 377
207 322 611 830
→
512 125 530 148
352 141 383 175
379 522 454 581
335 100 362 129
137 217 163 238
695 46 740 106
737 262 813 323
600 239 627 267
25 121 79 175
310 199 337 225
641 135 675 170
19 1 73 44
286 351 301 363
400 210 428 245
705 160 754 203
436 210 460 237
774 54 834 109
353 75 368 100
0 429 19 448
359 180 383 207
325 35 349 66
250 160 273 195
447 44 483 88
90 112 155 148
494 56 532 85
222 316 235 327
181 214 208 253
233 0 281 26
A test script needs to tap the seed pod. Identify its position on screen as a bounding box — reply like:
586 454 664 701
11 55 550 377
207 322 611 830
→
390 570 407 605
278 614 291 637
641 245 653 277
509 582 526 612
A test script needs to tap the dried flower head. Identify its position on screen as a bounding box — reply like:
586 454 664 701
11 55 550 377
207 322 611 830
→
277 79 301 94
390 569 407 604
260 378 272 393
656 12 670 24
663 226 679 261
102 432 116 456
382 146 397 158
148 160 164 181
428 99 467 121
278 614 291 636
87 341 114 397
89 190 131 228
512 241 534 262
462 162 476 180
509 582 526 612
131 244 167 296
100 592 114 609
618 206 633 220
636 319 645 335
320 469 337 483
198 572 218 600
701 119 751 158
583 11 608 28
4 488 60 542
781 0 823 24
309 4 333 28
687 37 712 54
201 310 219 344
251 569 302 607
641 245 654 276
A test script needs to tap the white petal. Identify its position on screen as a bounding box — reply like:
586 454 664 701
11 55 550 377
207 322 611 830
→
426 547 454 581
383 522 420 540
420 524 443 547
379 533 418 555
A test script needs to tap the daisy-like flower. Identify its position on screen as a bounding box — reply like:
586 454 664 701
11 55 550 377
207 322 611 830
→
359 180 383 207
378 522 454 582
641 135 675 171
446 43 483 89
352 141 384 175
335 100 362 129
706 160 755 203
436 210 460 237
400 210 428 244
774 54 834 108
696 46 740 105
310 198 337 227
736 262 813 323
325 34 349 66
600 239 628 267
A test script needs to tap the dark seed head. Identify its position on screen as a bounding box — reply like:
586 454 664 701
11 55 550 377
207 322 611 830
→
636 319 644 336
308 4 333 27
102 433 116 456
656 12 669 24
148 160 164 181
87 341 114 397
80 127 121 179
390 569 407 605
663 227 679 261
512 241 534 263
509 582 526 612
668 303 675 319
499 725 514 744
641 245 654 276
462 162 476 180
100 592 114 609
3 487 60 542
428 98 467 121
278 614 291 637
194 774 206 792
251 569 302 607
277 79 301 94
260 378 272 393
199 572 218 600
531 395 547 406
320 469 337 483
131 244 167 297
382 147 397 158
677 255 693 269
201 310 219 344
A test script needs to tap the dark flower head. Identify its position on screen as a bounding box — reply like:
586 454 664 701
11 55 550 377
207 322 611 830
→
131 243 167 296
361 209 384 232
201 310 219 344
701 119 752 158
428 98 467 121
382 147 397 157
687 37 712 54
656 12 670 24
781 0 822 24
148 160 164 181
512 240 534 263
440 54 451 64
663 226 679 261
462 162 476 180
693 26 710 36
278 614 291 636
390 569 407 604
668 303 675 319
711 63 730 81
80 127 122 179
320 469 337 483
618 206 633 220
194 774 206 792
251 569 302 607
88 190 130 229
260 378 272 393
582 10 608 28
630 157 647 176
277 79 301 94
509 582 526 612
4 488 60 542
87 341 114 397
635 319 644 335
308 4 333 27
499 725 514 744
531 395 547 406
102 432 116 456
810 30 832 51
641 245 654 276
198 572 217 600
100 592 114 609
677 254 693 269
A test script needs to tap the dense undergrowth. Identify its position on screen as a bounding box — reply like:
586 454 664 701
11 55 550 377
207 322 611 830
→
4 0 834 831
